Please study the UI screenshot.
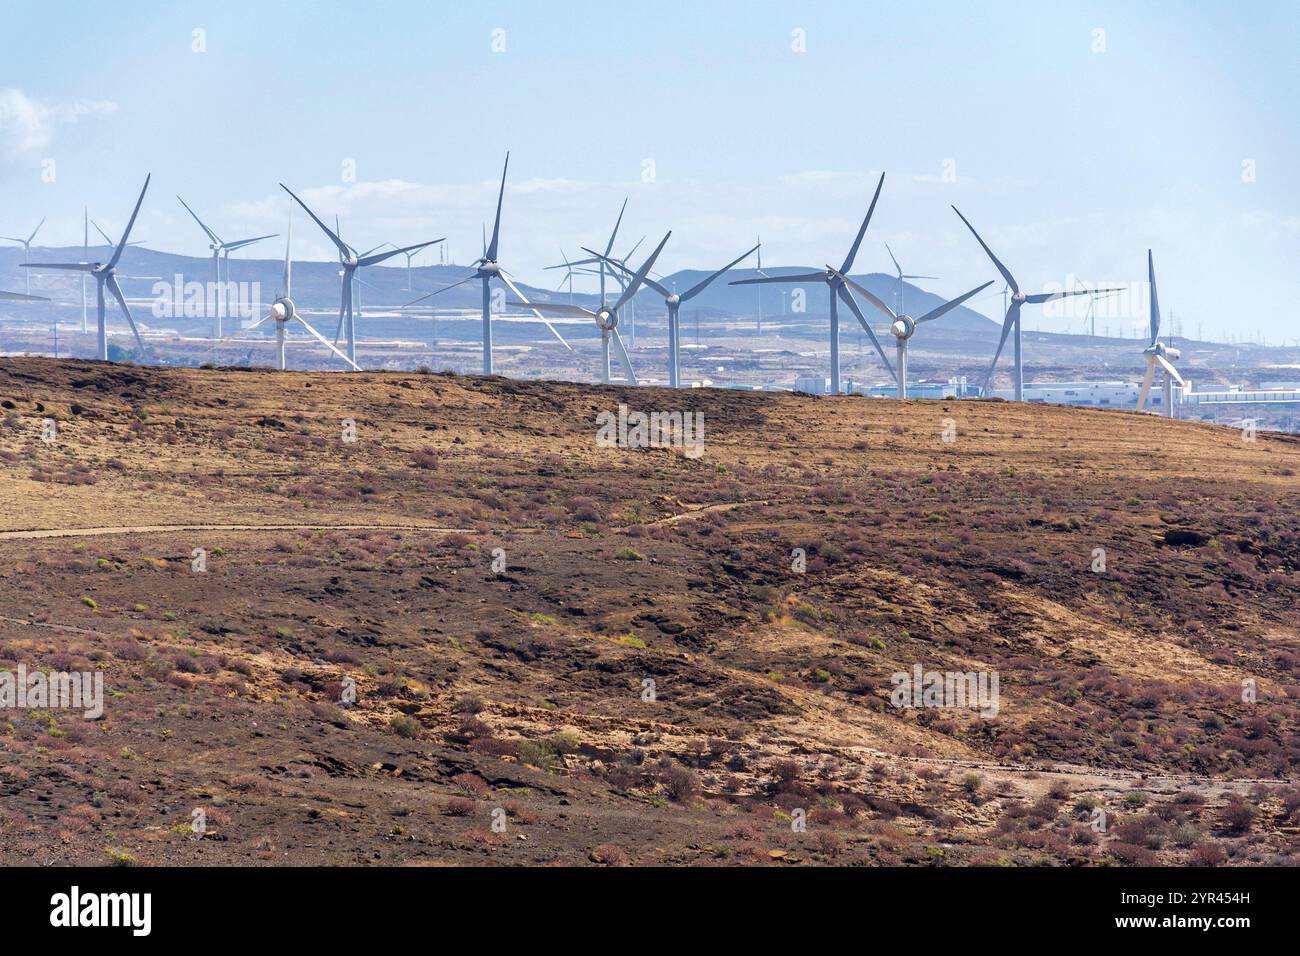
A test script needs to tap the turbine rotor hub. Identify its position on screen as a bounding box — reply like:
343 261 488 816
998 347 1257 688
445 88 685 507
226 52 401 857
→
596 308 617 331
479 262 500 277
892 316 915 339
667 294 681 306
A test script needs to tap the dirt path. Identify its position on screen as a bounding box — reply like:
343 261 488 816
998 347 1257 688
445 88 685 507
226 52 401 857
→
0 523 478 540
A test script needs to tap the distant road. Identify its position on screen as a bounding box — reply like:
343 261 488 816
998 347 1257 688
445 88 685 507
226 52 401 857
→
0 523 477 540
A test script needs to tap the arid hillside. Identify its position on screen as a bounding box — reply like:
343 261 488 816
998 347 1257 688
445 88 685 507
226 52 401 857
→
0 357 1297 866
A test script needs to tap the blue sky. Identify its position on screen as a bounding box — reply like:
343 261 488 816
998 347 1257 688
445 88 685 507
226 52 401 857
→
1 1 1297 338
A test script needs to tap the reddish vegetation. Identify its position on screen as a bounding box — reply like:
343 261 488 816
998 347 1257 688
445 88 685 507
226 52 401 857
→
0 357 1296 866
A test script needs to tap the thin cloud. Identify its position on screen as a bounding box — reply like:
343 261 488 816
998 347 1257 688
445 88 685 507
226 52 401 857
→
0 88 118 159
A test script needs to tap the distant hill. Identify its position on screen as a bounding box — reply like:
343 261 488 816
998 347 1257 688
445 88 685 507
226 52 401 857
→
0 246 998 333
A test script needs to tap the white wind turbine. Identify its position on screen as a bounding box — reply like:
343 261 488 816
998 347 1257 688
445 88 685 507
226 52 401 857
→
1 217 45 295
177 197 277 339
828 269 992 398
952 205 1119 401
281 184 442 369
1137 250 1185 418
730 172 895 393
509 232 671 385
593 242 759 388
401 153 571 374
23 176 152 361
240 203 359 371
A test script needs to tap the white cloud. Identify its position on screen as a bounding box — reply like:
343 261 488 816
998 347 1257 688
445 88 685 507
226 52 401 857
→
0 88 118 159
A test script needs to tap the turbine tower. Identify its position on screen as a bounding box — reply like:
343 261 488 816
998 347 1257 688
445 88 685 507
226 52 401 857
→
831 270 992 398
403 154 571 375
1 218 45 295
177 197 277 339
952 206 1118 401
594 242 759 388
730 172 894 394
24 176 151 361
281 184 442 368
510 233 671 385
1137 250 1184 418
243 203 359 371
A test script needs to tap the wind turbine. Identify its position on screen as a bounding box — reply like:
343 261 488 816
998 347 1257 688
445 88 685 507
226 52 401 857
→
754 236 767 334
1137 250 1184 418
177 197 276 339
951 206 1119 401
884 242 937 318
594 242 759 388
830 270 992 398
23 176 152 361
402 153 571 375
242 203 359 371
281 184 442 369
509 232 671 385
1 218 45 295
730 172 895 394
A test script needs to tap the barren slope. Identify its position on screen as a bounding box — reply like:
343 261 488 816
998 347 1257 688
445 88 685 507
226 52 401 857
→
0 358 1296 866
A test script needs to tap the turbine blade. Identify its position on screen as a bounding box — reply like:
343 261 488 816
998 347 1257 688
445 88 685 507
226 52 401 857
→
106 275 147 356
612 232 671 313
177 196 222 246
223 233 278 252
91 221 114 246
952 205 1018 295
23 262 95 272
282 204 293 299
832 268 896 320
884 241 902 277
839 171 886 275
982 302 1021 391
915 280 995 324
836 285 896 381
505 300 595 318
730 272 826 286
609 326 638 384
358 239 442 268
499 271 573 350
280 184 350 259
1156 353 1184 385
27 217 45 244
1136 358 1156 410
580 248 672 299
108 174 151 271
1025 287 1122 305
1147 249 1160 345
604 198 628 257
486 152 508 262
0 290 49 301
294 316 362 371
402 273 477 308
682 243 761 301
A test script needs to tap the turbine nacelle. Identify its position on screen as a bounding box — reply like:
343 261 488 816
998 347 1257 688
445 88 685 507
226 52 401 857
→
477 261 501 277
596 307 617 331
1011 291 1027 304
1144 340 1179 361
271 297 293 321
891 315 916 340
666 293 681 307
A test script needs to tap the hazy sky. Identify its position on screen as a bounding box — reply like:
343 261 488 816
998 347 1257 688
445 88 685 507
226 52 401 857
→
1 1 1297 338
